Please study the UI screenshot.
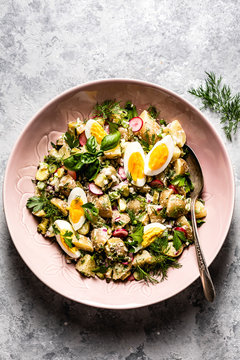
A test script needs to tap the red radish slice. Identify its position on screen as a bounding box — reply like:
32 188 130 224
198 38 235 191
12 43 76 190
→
128 274 135 281
79 132 87 146
129 117 143 132
89 183 103 195
122 261 129 265
168 184 178 194
118 167 127 180
174 227 187 237
67 170 77 180
149 179 164 187
112 229 128 238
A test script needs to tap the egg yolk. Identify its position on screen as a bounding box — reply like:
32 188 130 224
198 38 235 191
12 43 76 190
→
148 143 169 170
69 198 84 224
90 122 107 144
128 152 145 181
142 227 165 248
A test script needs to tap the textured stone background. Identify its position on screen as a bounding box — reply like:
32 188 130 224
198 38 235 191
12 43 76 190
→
0 1 240 359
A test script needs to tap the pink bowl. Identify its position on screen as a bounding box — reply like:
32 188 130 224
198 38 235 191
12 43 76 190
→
3 79 234 309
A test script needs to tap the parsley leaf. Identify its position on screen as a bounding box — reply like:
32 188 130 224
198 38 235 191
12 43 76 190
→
173 230 186 251
26 196 46 213
130 224 144 245
171 174 194 193
82 202 99 222
64 132 79 149
62 230 73 248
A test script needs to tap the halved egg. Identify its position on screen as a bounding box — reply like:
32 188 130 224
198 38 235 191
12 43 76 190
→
144 135 174 176
141 222 166 248
54 219 81 258
123 142 146 187
68 187 87 230
85 119 107 144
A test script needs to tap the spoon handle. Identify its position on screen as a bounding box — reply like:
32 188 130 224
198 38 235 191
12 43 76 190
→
191 198 216 302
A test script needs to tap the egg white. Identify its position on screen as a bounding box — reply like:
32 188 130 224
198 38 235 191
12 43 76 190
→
123 141 146 187
68 187 87 230
144 222 166 234
144 135 174 176
54 219 81 258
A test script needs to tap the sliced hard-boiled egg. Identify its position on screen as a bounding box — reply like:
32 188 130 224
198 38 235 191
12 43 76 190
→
68 187 87 231
141 222 166 248
144 135 174 176
85 119 107 144
123 142 146 187
54 219 81 258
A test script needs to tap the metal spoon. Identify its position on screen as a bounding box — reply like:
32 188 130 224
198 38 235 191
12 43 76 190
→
185 145 216 302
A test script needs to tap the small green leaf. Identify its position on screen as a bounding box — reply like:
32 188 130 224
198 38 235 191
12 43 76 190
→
64 132 79 149
86 136 97 153
82 202 99 221
100 131 121 151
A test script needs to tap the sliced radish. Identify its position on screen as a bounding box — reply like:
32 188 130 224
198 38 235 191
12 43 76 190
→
168 184 178 194
89 183 103 195
128 274 135 281
122 261 129 265
79 132 87 146
149 179 164 188
67 169 77 180
129 117 143 132
112 229 128 238
174 227 187 237
118 167 127 180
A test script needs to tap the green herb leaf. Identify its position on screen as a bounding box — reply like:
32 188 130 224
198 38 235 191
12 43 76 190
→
86 136 97 153
93 265 108 274
100 131 121 151
136 266 159 284
171 174 194 193
64 152 102 180
149 234 169 255
189 71 240 140
147 105 159 119
62 230 73 248
130 224 144 245
64 132 79 149
173 230 186 251
26 196 46 213
197 219 206 227
82 202 99 222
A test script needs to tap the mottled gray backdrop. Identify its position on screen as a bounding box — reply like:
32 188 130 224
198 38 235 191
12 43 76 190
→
0 1 239 359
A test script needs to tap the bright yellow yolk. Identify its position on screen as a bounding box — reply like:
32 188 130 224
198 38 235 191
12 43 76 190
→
69 198 84 224
59 230 77 253
149 143 169 170
90 122 107 144
142 227 165 248
128 152 145 181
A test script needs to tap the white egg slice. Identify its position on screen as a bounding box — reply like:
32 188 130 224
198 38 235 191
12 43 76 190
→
141 222 166 248
144 135 174 176
85 119 107 144
68 187 87 231
54 219 81 258
123 141 146 187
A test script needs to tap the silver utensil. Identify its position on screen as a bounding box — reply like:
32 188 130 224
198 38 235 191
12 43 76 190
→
185 145 216 302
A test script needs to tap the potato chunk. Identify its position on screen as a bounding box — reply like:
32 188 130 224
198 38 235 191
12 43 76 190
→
159 188 174 207
72 235 93 252
104 145 121 159
176 215 193 240
95 194 112 218
50 198 68 216
36 162 49 181
91 227 109 250
76 254 96 278
112 210 130 229
127 198 145 214
112 263 132 281
59 174 76 196
105 237 128 258
166 195 187 218
195 200 207 219
132 250 153 267
163 242 184 257
166 120 186 147
147 205 165 223
173 158 189 176
136 110 161 143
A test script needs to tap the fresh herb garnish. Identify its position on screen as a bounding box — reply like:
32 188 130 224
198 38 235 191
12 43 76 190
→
125 101 138 120
147 105 159 119
100 131 121 151
171 174 194 193
189 71 240 140
93 265 108 274
86 136 97 153
149 234 169 255
173 230 186 250
130 224 144 245
64 131 79 149
82 202 99 222
64 151 103 180
197 219 206 227
26 196 46 213
62 230 73 248
136 266 159 284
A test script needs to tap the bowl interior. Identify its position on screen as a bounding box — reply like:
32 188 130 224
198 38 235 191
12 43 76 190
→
4 80 234 309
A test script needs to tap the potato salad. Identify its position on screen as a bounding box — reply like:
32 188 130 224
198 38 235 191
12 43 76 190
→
27 101 207 283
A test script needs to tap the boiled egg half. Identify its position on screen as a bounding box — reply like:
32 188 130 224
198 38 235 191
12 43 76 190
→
68 187 87 231
144 135 174 176
54 219 80 258
141 222 166 248
124 142 146 187
85 119 107 144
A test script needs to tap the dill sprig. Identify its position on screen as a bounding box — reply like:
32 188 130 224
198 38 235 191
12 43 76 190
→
189 72 240 140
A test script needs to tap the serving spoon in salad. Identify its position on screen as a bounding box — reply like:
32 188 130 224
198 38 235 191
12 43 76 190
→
185 145 216 302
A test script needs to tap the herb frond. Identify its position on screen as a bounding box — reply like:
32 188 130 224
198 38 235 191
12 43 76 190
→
189 71 240 140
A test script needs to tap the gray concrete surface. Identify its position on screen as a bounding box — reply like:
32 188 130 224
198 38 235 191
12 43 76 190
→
0 0 240 359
